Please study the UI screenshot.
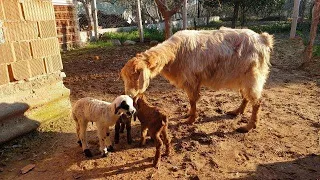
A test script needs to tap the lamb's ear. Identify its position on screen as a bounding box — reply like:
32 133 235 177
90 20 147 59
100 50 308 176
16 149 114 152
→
138 69 150 93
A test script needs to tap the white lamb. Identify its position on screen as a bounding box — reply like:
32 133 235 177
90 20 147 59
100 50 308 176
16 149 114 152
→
72 95 136 157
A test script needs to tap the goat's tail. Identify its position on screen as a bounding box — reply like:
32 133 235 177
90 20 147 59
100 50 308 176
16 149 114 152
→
260 32 274 50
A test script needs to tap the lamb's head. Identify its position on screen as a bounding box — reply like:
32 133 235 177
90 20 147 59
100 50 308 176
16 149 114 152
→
121 54 151 98
114 95 136 117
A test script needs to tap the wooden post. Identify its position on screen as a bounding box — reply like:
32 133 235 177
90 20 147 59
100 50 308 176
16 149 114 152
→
137 0 144 42
290 0 301 39
91 0 98 41
183 0 187 29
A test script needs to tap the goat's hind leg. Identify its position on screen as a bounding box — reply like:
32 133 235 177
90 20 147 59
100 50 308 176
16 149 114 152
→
227 90 248 116
78 120 92 157
184 82 201 124
161 125 171 156
152 133 163 169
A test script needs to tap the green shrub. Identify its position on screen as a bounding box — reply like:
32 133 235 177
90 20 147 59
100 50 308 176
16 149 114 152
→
313 45 320 57
249 22 291 33
102 28 164 42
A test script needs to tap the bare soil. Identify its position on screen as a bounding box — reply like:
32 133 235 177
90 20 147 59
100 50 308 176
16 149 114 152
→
1 37 319 180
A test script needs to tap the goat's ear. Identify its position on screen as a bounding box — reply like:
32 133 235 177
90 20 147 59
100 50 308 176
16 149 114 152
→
138 69 150 93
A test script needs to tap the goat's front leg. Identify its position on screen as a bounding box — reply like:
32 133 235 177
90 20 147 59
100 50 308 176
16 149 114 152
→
140 124 148 146
126 118 132 144
114 120 121 144
97 124 110 157
161 125 171 156
185 82 201 124
237 100 260 133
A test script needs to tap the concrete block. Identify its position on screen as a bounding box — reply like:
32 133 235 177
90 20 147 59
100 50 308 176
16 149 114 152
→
0 64 9 85
29 58 45 77
51 54 63 72
0 1 4 20
20 41 32 61
39 20 57 38
3 22 38 41
2 0 22 21
30 40 43 58
0 43 15 64
22 0 55 21
44 56 53 73
12 42 22 61
11 60 31 80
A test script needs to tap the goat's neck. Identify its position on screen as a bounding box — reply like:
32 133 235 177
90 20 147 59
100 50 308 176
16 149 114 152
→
144 41 179 78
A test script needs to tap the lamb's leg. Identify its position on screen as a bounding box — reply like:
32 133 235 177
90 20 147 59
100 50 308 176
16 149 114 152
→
79 121 92 157
152 133 163 169
114 120 121 144
185 82 201 124
237 100 260 133
120 121 125 133
140 124 148 146
74 118 82 147
126 119 132 144
97 124 109 157
161 125 171 156
227 98 248 116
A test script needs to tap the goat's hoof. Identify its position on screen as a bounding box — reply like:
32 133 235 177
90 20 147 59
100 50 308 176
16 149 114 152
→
226 110 239 116
186 116 196 124
236 127 250 133
114 140 119 144
127 139 133 145
77 140 82 147
84 149 93 157
101 152 107 158
107 145 115 152
153 162 160 169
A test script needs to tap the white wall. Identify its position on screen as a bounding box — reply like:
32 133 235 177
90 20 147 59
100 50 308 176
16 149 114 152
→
51 0 73 5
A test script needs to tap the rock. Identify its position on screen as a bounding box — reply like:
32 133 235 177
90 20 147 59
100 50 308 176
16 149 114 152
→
123 40 136 46
20 164 35 174
110 39 121 46
150 40 159 46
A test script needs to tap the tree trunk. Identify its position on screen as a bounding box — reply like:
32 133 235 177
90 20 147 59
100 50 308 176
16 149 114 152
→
303 0 320 64
91 0 98 41
154 0 183 39
81 0 94 40
137 0 144 42
183 0 187 29
240 3 245 27
290 0 301 38
164 15 172 39
232 1 240 28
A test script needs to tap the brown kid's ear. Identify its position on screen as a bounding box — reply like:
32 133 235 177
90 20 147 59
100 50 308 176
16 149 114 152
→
138 69 150 93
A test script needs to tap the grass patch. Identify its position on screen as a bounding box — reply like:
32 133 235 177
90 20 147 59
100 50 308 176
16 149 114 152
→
102 28 164 42
86 41 113 48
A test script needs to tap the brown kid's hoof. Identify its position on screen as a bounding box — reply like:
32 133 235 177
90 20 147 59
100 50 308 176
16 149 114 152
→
77 140 82 147
236 127 250 133
226 110 239 116
84 149 93 157
186 116 196 124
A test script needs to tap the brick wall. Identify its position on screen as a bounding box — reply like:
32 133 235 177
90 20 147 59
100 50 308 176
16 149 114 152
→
0 0 62 86
54 5 79 50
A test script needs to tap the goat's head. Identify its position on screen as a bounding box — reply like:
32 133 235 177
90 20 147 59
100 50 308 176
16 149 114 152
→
114 95 136 117
120 54 151 98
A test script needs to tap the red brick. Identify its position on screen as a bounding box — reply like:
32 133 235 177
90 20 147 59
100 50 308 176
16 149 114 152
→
0 43 15 64
29 58 45 77
2 0 22 21
0 64 9 85
10 60 31 80
39 20 57 38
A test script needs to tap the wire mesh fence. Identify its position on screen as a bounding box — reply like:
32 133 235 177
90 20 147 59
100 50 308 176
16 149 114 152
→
75 0 318 44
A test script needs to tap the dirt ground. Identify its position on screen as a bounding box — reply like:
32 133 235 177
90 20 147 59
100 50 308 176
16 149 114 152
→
0 36 319 180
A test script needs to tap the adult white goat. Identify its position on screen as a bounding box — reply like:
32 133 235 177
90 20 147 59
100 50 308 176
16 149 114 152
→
72 95 136 157
121 27 273 133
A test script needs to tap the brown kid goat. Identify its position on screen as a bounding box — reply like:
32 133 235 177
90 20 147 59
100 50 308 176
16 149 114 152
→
134 94 171 168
